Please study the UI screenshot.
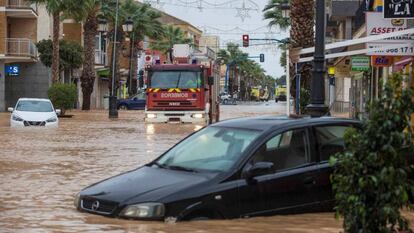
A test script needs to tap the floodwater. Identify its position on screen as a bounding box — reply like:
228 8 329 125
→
0 102 412 233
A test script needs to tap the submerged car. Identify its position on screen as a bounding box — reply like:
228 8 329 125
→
8 98 60 127
117 92 146 110
75 116 412 221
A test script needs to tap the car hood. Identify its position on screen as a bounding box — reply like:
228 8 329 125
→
80 166 212 204
13 110 57 121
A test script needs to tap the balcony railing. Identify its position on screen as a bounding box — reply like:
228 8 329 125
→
6 0 37 13
6 38 38 58
95 50 107 65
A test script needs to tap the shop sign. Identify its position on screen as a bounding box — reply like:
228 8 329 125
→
351 56 371 71
366 12 414 56
371 56 394 67
5 65 20 76
384 0 414 19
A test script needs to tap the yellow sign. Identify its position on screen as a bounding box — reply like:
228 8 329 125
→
328 67 336 75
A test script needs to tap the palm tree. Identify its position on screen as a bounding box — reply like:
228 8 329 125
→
66 0 115 110
217 43 249 94
29 0 66 83
150 25 192 63
263 0 314 104
122 1 164 94
263 0 290 30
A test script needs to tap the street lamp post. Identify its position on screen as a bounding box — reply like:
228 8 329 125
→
109 0 120 118
122 17 134 96
306 0 329 117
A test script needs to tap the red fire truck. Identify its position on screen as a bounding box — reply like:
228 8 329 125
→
144 45 220 124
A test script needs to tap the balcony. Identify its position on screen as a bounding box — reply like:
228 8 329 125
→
6 0 38 18
5 38 38 60
95 50 107 66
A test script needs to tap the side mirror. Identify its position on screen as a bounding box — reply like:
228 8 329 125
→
7 107 14 112
242 162 274 180
208 76 214 86
55 109 61 115
133 97 138 101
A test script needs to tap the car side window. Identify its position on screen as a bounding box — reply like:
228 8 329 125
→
251 129 309 171
135 92 146 100
315 125 349 162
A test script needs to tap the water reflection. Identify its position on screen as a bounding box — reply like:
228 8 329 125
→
0 106 413 232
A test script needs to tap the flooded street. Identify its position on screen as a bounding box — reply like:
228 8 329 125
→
0 102 413 233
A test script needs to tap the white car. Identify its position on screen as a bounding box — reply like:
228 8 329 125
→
8 98 61 127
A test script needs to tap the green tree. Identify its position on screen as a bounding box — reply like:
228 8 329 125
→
66 0 116 110
122 1 164 95
263 0 314 97
29 0 85 83
263 0 290 30
331 74 414 233
48 83 77 115
36 39 83 78
150 25 192 63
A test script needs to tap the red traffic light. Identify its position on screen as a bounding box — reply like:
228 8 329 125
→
242 34 249 47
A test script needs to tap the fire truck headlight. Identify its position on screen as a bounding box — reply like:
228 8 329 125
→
147 113 157 119
192 113 204 119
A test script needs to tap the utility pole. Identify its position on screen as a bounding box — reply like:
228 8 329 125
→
109 0 120 118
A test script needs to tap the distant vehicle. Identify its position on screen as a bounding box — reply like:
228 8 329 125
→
275 86 287 102
117 92 146 110
8 98 60 127
76 117 410 222
219 92 236 105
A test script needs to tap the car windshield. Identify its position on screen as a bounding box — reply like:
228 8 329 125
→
155 127 261 172
16 100 54 112
150 71 202 89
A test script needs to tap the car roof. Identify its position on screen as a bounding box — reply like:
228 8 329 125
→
18 98 51 102
213 115 360 131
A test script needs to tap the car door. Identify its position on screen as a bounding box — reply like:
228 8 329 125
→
239 127 320 217
312 124 356 211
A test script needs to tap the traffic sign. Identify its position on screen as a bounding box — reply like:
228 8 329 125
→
351 56 370 71
384 0 414 19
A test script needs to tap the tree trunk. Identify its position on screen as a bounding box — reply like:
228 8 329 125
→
289 0 315 111
81 12 98 110
52 11 60 83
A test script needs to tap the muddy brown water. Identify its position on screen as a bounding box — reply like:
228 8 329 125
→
0 103 413 233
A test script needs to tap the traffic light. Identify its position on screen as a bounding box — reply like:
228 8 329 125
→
260 54 265 63
138 69 144 88
242 34 249 47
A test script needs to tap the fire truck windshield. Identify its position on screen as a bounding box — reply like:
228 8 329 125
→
150 71 202 89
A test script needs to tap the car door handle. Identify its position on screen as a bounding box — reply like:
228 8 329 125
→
303 177 316 185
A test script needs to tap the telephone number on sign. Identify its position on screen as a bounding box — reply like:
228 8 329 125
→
381 47 414 54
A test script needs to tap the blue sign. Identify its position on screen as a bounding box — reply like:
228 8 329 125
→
6 65 20 76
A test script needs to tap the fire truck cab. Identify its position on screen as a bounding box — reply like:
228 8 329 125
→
145 45 220 124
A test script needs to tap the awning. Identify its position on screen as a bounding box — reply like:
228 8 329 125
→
393 57 413 72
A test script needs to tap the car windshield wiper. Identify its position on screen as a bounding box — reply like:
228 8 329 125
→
153 161 168 169
167 165 198 173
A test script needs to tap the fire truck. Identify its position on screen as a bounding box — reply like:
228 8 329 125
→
144 44 220 124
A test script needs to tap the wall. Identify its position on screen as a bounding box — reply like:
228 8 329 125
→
0 61 5 111
36 6 51 42
5 62 50 108
0 12 7 54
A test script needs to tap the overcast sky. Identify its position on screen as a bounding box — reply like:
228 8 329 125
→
138 0 289 78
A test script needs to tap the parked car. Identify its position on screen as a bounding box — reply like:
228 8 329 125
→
117 92 146 110
8 98 60 127
73 116 414 221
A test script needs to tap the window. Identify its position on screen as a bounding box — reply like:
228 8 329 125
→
315 126 349 162
150 71 202 89
156 127 261 172
251 129 309 171
16 100 54 112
